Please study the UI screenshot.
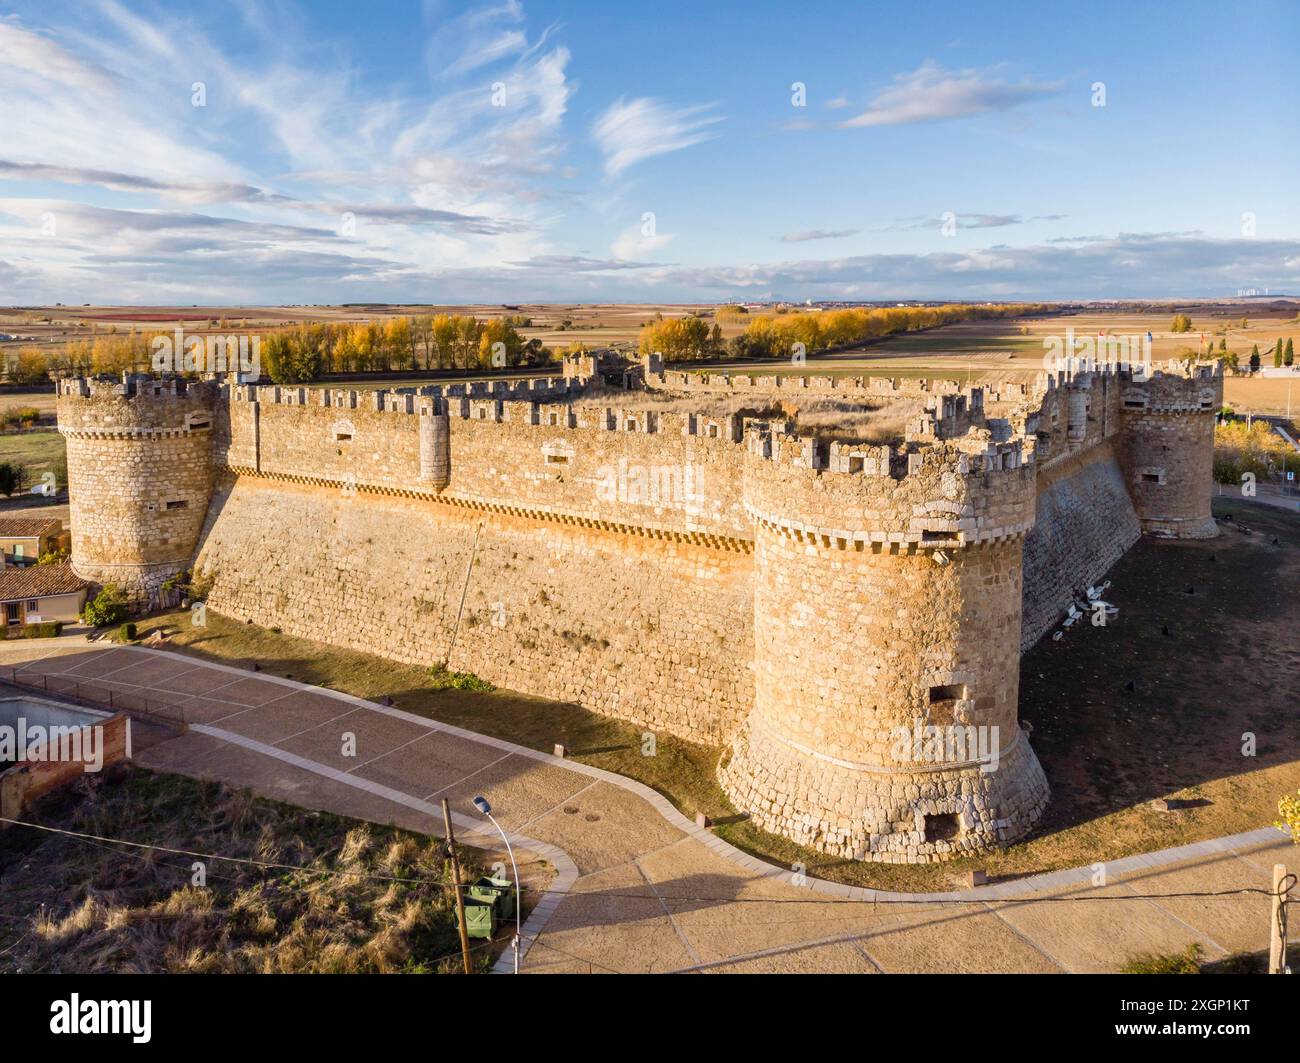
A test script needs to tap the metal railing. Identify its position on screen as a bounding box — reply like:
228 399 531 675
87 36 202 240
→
3 665 192 729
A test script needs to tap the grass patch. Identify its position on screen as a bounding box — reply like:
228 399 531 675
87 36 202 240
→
427 662 493 692
0 429 64 484
0 768 503 973
1123 943 1300 974
1121 943 1203 974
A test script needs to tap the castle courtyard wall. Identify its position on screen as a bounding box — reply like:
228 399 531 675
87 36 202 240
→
193 475 754 743
1020 440 1142 648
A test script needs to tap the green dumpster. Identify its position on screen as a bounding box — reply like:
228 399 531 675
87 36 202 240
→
458 897 496 940
469 875 516 919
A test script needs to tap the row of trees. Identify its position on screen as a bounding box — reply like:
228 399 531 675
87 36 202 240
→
1 314 552 385
1213 418 1293 484
263 314 546 382
1230 338 1296 373
638 302 1051 363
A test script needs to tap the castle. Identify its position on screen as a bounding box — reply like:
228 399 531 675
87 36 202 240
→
56 352 1223 863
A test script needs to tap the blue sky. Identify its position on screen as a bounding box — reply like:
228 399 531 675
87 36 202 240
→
1 0 1297 303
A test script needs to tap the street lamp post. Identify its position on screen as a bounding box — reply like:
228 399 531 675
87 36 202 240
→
472 795 520 974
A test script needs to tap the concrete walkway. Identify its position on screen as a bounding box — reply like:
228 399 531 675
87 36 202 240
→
1 640 1293 974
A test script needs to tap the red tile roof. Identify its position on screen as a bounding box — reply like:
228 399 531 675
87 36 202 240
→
0 563 87 602
0 518 63 539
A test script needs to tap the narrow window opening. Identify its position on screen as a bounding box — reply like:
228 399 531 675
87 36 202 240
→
929 684 967 703
924 813 961 844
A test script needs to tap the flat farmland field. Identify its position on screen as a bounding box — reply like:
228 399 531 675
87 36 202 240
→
712 306 1300 398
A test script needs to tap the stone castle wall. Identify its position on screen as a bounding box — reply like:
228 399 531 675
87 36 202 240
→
55 358 1222 864
194 475 754 742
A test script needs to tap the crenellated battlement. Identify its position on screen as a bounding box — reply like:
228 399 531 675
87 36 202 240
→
741 422 1036 551
56 373 219 438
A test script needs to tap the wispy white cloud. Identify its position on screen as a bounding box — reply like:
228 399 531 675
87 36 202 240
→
781 228 859 243
592 97 723 178
842 61 1061 128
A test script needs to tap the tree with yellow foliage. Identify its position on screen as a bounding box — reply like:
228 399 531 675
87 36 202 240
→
637 316 711 361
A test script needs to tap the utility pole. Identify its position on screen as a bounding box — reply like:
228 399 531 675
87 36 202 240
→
442 798 473 975
1268 863 1289 975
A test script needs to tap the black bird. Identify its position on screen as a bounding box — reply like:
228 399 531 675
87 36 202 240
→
1162 625 1171 637
1272 537 1280 546
1124 679 1136 693
1185 585 1195 594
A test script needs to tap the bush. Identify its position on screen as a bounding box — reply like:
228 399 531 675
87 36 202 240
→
428 663 493 692
1277 788 1300 841
1121 943 1202 974
0 462 25 497
3 620 64 640
120 622 137 641
83 585 129 627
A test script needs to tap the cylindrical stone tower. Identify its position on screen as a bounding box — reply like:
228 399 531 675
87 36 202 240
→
1118 363 1222 539
57 374 219 608
418 397 451 490
721 431 1050 863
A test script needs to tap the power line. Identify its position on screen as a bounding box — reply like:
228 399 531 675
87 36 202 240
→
2 815 1289 906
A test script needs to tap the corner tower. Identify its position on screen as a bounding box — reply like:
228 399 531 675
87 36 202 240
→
1118 362 1222 539
57 374 219 607
721 412 1050 862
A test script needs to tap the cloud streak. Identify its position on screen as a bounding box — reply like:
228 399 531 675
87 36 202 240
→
842 61 1061 128
592 97 723 177
781 229 860 243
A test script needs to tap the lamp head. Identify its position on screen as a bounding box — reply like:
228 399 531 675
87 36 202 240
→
473 796 491 815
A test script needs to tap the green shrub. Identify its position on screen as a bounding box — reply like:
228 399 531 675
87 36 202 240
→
0 462 25 497
120 622 137 641
83 585 129 627
3 620 64 640
428 663 493 692
1121 943 1202 974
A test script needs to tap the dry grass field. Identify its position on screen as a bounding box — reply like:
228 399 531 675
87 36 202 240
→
7 303 1298 412
0 769 508 973
713 305 1300 402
